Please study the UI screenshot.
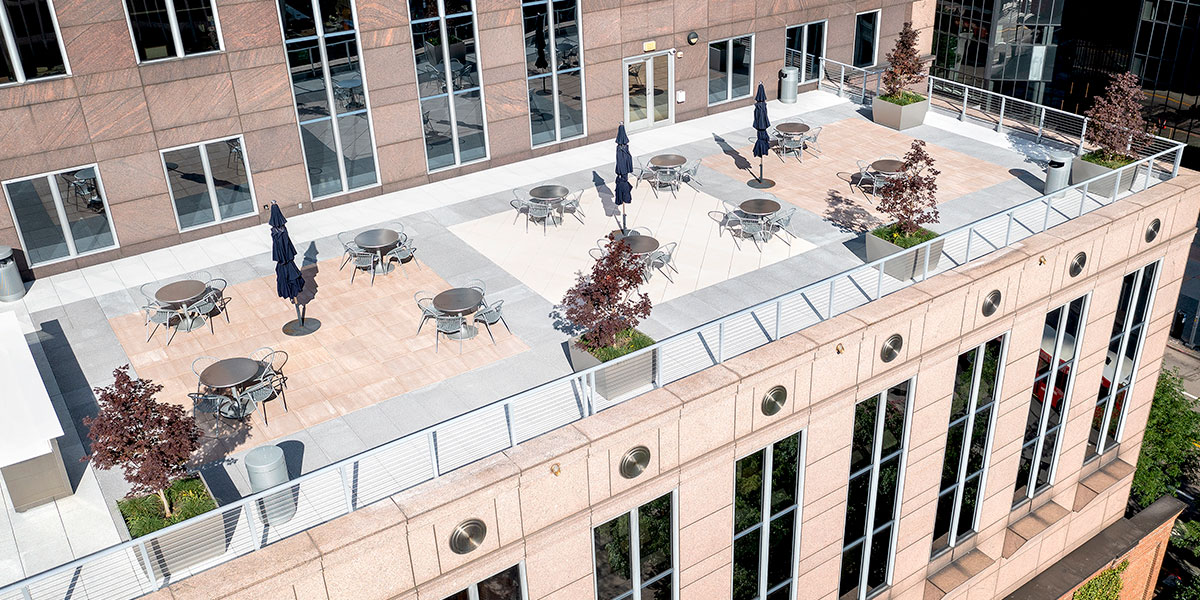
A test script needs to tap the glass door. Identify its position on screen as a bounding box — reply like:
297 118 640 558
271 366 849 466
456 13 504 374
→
624 52 672 130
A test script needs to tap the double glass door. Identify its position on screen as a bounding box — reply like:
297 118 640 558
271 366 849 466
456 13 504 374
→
624 52 672 130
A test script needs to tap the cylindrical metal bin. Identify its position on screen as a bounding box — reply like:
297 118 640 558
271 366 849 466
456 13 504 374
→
1045 149 1074 195
0 246 25 302
780 66 799 104
245 445 296 525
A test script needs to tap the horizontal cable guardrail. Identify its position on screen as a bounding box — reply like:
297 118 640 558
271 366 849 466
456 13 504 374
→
1 62 1188 600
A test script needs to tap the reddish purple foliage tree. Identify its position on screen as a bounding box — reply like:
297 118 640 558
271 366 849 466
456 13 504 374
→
561 236 652 350
882 22 925 100
1084 71 1150 162
877 140 941 235
85 365 201 516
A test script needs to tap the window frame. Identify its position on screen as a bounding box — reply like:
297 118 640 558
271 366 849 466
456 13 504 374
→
1087 261 1161 460
706 33 755 107
840 378 915 600
784 20 826 83
1013 295 1091 508
520 0 587 148
590 490 679 600
275 0 382 202
158 135 259 233
2 163 121 267
931 334 1008 557
408 0 492 174
0 0 71 87
853 9 881 68
120 0 225 64
443 562 530 600
730 431 806 600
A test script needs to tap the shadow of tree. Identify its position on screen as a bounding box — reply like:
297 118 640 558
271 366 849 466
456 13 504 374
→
823 188 882 234
712 133 753 172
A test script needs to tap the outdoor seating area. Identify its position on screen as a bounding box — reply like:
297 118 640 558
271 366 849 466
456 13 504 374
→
138 272 231 344
511 185 586 234
338 223 419 284
188 347 288 430
414 280 508 353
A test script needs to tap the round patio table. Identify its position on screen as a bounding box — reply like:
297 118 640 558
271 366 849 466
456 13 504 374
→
774 122 810 136
433 288 484 316
200 358 263 419
623 235 660 256
356 228 401 274
155 279 208 332
529 184 570 202
739 199 781 218
649 154 686 168
871 159 905 175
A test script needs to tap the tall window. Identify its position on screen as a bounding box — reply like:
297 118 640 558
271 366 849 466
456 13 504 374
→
443 564 525 599
123 0 221 62
522 0 584 147
733 432 803 600
785 21 824 83
841 381 912 600
708 35 752 105
932 336 1005 556
1013 296 1087 506
161 137 255 231
0 0 68 85
3 166 118 266
853 10 879 68
278 0 378 199
410 0 487 171
593 492 674 600
1088 262 1159 459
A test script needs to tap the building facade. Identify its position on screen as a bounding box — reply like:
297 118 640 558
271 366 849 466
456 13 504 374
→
0 0 932 277
149 171 1200 599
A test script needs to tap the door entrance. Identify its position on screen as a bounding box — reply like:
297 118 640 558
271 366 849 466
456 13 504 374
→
624 52 673 131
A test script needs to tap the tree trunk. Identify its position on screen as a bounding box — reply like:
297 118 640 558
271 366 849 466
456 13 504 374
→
158 488 172 518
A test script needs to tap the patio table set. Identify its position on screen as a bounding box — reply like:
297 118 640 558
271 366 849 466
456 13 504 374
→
188 347 288 429
769 119 823 162
711 199 798 251
511 185 586 234
634 154 701 197
854 155 905 199
593 228 679 283
415 279 509 353
139 272 231 345
339 222 420 285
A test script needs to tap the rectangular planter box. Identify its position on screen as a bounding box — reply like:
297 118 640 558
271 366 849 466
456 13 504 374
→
872 97 929 131
865 233 945 281
567 338 657 405
1070 157 1137 197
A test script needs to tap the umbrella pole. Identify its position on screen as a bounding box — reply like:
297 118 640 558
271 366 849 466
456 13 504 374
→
759 157 764 183
294 299 303 325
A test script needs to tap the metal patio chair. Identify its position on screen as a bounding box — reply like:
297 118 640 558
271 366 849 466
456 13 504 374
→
473 299 509 344
435 314 467 354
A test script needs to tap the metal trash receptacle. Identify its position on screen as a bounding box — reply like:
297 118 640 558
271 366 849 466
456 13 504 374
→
780 66 799 103
0 246 24 302
1045 149 1074 195
245 445 296 525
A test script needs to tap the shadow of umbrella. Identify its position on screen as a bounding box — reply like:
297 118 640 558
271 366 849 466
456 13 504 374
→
713 133 753 172
296 242 320 308
592 170 618 216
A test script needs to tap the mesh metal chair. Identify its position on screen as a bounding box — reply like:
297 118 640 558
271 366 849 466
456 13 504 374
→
560 190 585 224
465 278 487 306
142 304 184 344
647 242 678 282
633 157 656 189
415 292 440 334
473 299 509 344
510 191 531 224
682 160 702 187
185 295 216 335
768 207 798 244
138 282 159 305
435 314 466 354
778 134 804 162
588 247 605 260
525 202 557 235
802 125 823 156
204 278 231 323
239 372 280 425
385 239 419 277
337 232 361 270
188 392 232 432
855 160 880 199
191 356 218 384
728 213 769 252
349 249 379 285
650 168 680 198
387 221 406 237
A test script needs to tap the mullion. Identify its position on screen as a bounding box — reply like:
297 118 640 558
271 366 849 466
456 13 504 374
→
1027 304 1068 499
434 0 462 165
0 0 25 83
856 392 887 596
947 345 985 547
44 173 77 256
545 0 561 143
1096 268 1145 451
197 141 221 223
758 442 773 600
630 504 642 599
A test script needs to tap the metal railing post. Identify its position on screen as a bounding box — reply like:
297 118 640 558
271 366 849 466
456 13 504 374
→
427 430 440 473
875 263 884 299
996 96 1005 132
137 541 159 590
922 245 931 280
965 229 974 262
959 85 968 121
652 347 661 387
1004 212 1013 246
339 463 356 512
926 76 932 99
827 278 835 318
1037 109 1045 141
1079 182 1089 216
1142 159 1152 191
774 301 781 340
1112 168 1122 202
503 403 516 446
1078 118 1088 153
862 72 868 102
717 321 725 362
1041 196 1053 232
243 503 262 551
1174 146 1184 177
839 65 845 97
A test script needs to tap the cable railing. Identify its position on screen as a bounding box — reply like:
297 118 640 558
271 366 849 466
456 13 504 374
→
0 64 1188 600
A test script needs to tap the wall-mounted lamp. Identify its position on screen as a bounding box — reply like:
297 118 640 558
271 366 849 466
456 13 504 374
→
550 463 561 476
835 343 845 354
687 31 699 45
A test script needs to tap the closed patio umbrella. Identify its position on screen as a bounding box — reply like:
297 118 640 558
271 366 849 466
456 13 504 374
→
270 204 319 336
615 123 634 233
748 82 775 189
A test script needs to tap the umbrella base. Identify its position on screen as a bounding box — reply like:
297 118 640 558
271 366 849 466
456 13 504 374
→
747 178 776 189
282 318 322 337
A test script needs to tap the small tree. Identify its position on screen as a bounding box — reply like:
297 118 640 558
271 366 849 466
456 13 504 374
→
1130 368 1200 510
1084 71 1150 164
877 139 941 236
881 22 925 101
561 236 652 350
85 365 201 516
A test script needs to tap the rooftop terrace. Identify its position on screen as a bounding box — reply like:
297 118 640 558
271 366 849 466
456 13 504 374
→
0 73 1186 596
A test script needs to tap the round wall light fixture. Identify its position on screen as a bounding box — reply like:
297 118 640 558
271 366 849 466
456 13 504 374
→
880 334 903 363
687 31 699 45
1146 218 1161 243
982 290 1002 317
1069 252 1087 278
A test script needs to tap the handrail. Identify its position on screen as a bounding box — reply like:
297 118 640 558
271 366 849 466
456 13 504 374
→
0 61 1187 600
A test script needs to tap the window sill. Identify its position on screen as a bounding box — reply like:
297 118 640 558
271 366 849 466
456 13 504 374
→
1002 500 1068 558
924 549 994 600
1072 457 1135 512
0 74 71 89
136 50 225 66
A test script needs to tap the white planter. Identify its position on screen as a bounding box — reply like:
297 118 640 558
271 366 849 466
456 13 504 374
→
865 232 945 281
872 97 929 131
1070 157 1136 196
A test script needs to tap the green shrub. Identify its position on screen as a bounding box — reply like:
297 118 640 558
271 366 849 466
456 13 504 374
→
117 477 217 538
879 91 926 106
1081 149 1136 170
587 329 655 363
871 223 939 249
1072 560 1127 600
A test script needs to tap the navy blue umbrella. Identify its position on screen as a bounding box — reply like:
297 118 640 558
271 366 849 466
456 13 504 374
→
615 123 634 232
270 204 307 327
751 83 772 184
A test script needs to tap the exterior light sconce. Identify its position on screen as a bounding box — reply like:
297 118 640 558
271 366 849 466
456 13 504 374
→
687 32 699 45
449 519 487 555
835 343 845 354
880 334 903 363
761 386 787 416
550 463 561 476
619 446 651 479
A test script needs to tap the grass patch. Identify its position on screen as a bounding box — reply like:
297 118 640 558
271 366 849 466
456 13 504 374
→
586 329 655 363
878 91 926 106
117 477 216 539
871 223 939 249
1081 150 1136 169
